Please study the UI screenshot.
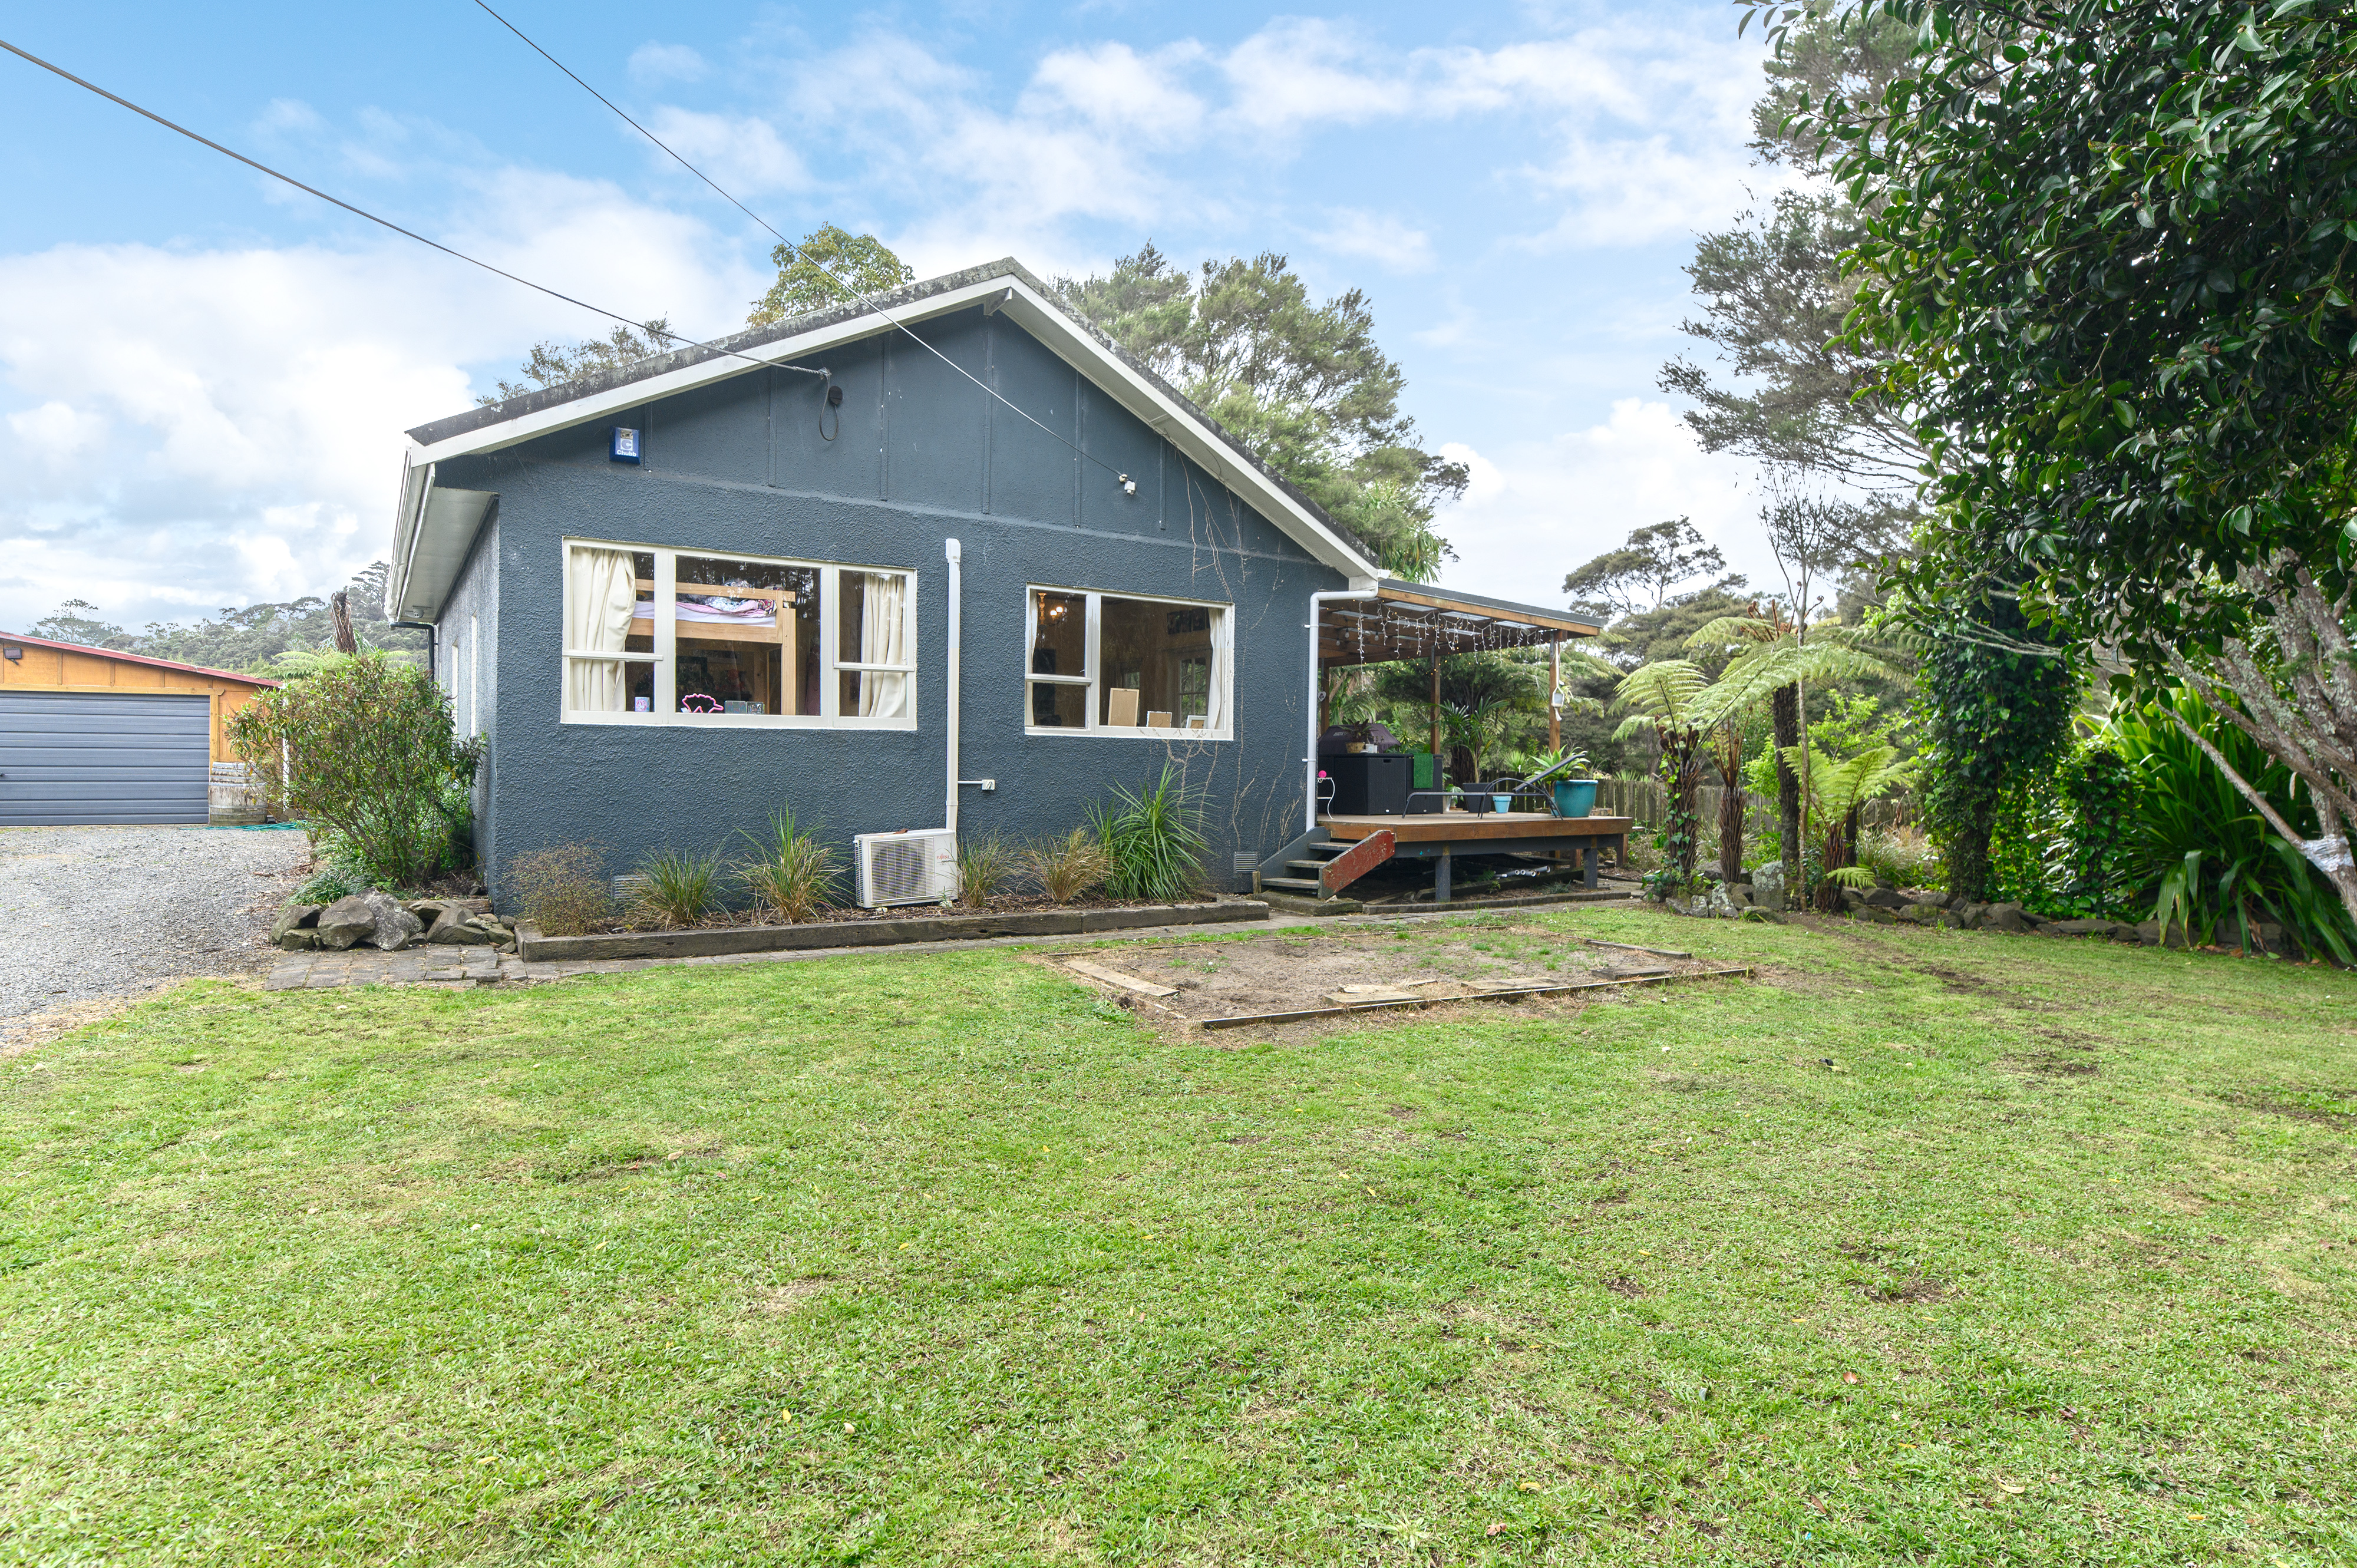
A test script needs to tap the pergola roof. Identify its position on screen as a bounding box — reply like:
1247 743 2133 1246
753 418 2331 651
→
1318 580 1601 670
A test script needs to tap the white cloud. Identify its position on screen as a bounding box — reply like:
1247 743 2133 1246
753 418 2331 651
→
1220 19 1413 132
1024 42 1207 139
0 173 760 632
1431 400 1768 608
643 108 810 194
1311 209 1435 273
630 42 709 84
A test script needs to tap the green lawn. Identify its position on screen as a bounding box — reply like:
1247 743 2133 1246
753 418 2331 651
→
4 910 2353 1565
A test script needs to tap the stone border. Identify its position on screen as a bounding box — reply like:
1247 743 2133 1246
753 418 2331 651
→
516 897 1271 962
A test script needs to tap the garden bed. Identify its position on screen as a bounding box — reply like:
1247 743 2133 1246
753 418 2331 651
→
515 895 1270 962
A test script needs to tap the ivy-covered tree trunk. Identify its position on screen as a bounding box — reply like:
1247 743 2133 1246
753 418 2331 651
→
1660 730 1708 888
1771 683 1803 896
1917 592 2078 905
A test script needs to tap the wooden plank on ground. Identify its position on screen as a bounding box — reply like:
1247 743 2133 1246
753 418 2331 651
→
1064 958 1179 998
1197 965 1750 1030
1581 938 1692 960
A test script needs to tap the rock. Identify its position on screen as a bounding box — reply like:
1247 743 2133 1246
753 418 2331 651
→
1725 882 1753 909
1984 902 2031 933
1864 887 1910 910
2257 921 2289 956
314 895 378 950
1739 906 1783 923
1956 902 1989 929
1897 903 1945 925
407 899 449 922
425 906 493 945
1751 860 1786 912
270 904 322 945
2049 917 2113 938
2106 921 2143 943
276 928 320 951
319 889 424 951
1698 883 1744 919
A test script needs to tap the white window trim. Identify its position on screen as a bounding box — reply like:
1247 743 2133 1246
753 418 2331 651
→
561 537 918 730
1024 583 1233 741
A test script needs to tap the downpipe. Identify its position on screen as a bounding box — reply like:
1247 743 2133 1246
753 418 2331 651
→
944 537 992 841
1305 588 1379 832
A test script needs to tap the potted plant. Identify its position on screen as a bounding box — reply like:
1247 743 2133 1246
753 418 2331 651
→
1530 747 1599 818
1343 718 1378 754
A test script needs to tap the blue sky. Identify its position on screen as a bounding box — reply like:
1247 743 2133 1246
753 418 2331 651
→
0 0 1787 633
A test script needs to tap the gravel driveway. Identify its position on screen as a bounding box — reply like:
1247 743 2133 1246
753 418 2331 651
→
0 824 311 1036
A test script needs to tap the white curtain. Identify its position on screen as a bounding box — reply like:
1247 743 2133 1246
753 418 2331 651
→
1203 606 1232 734
856 572 908 717
565 546 638 713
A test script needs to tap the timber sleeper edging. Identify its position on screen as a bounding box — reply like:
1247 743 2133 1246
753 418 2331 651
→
515 898 1271 962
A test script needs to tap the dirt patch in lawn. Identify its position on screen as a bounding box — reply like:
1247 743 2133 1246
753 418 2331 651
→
1037 923 1741 1029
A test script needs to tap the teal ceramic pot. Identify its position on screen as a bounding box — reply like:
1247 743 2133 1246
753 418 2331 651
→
1552 779 1600 818
1492 793 1513 813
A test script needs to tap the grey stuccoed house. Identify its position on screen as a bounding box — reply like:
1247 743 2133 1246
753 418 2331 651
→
385 258 1596 907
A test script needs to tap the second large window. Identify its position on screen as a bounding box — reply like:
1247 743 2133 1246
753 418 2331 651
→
1025 586 1231 738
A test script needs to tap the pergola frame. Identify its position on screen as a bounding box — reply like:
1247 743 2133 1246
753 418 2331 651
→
1316 579 1603 763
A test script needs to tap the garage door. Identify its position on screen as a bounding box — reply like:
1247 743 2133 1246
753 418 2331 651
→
0 691 212 826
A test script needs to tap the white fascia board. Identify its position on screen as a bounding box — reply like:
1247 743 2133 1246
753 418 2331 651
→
404 271 1381 583
386 445 431 617
405 276 1021 467
987 285 1380 580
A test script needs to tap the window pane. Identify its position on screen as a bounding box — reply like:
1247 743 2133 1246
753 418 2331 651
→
1030 590 1085 682
839 570 912 718
1100 596 1215 728
626 551 657 713
674 556 811 715
1028 680 1088 728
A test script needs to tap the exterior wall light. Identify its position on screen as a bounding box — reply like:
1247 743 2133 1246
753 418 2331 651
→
610 427 642 464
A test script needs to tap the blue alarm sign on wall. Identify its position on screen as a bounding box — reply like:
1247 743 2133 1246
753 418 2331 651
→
610 427 642 463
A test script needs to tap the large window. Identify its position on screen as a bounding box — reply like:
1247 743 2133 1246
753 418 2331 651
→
563 540 915 728
1025 585 1231 739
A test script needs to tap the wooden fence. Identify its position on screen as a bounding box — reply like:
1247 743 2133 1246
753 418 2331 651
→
1592 775 1916 839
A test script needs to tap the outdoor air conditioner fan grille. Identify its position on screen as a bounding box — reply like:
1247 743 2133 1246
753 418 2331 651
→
868 839 930 903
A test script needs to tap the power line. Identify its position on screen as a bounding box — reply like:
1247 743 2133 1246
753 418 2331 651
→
468 0 1134 483
0 35 815 384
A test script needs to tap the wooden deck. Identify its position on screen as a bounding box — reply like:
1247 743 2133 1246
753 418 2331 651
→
1322 811 1633 844
1318 813 1634 900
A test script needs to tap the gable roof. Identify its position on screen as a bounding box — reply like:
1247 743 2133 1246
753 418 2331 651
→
0 629 280 688
387 258 1383 620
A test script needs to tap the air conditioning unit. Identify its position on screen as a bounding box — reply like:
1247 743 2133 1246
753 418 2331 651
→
855 828 959 907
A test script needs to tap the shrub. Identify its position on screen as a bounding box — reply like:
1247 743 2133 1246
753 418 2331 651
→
226 651 480 890
510 843 613 936
631 847 724 928
1025 827 1111 904
738 809 842 923
1856 824 1945 892
1091 765 1209 903
956 834 1019 909
293 829 371 904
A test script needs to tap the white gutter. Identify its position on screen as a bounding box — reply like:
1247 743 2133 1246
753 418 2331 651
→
944 537 992 838
1306 589 1379 832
